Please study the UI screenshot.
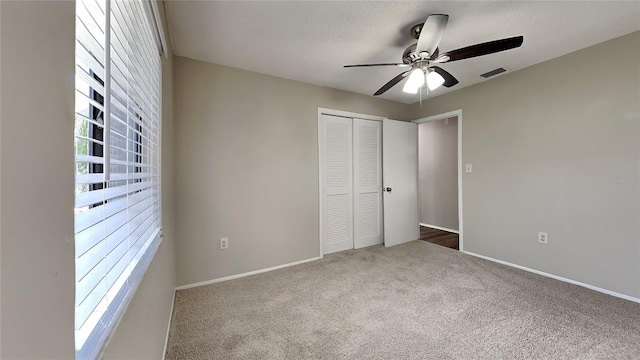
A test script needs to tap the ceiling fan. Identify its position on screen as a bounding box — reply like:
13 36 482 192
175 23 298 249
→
344 14 524 96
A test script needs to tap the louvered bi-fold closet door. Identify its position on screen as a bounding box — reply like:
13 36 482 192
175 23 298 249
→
320 114 354 254
353 119 383 248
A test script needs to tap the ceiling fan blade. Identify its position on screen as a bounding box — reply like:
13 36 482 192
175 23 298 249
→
344 63 409 68
416 14 449 56
374 70 411 96
441 36 524 63
431 47 440 60
431 66 459 88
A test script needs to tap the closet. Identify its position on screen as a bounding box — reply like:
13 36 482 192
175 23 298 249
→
319 113 383 255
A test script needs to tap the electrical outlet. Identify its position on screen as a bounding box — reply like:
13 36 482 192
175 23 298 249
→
465 164 473 173
220 237 229 250
538 232 548 245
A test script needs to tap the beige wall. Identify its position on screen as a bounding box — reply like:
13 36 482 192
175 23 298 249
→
102 2 177 358
1 1 76 358
418 117 459 230
0 1 177 358
410 32 640 298
174 56 411 286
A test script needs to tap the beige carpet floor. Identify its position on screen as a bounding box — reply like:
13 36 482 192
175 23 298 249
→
165 241 640 359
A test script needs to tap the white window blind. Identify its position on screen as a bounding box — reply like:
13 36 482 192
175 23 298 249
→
74 0 162 358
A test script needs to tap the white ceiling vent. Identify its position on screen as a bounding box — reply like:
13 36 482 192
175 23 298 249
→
480 67 507 78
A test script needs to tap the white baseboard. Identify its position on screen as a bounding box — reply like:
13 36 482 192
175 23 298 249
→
162 289 176 360
462 251 640 304
420 223 459 234
175 256 322 291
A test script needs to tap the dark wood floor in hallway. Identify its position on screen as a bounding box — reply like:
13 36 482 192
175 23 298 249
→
419 226 459 250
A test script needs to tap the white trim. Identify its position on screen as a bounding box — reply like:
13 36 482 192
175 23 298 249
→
145 0 169 57
463 251 640 304
151 1 169 56
413 110 461 124
161 290 176 360
318 107 386 122
412 109 464 251
175 257 322 291
419 223 459 234
317 113 324 258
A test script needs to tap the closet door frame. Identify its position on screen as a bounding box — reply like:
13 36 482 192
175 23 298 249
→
318 108 386 258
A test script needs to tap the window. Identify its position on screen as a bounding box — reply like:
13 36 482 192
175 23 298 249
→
74 0 162 358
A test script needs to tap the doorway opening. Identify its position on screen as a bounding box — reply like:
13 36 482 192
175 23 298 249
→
413 110 463 251
419 225 459 250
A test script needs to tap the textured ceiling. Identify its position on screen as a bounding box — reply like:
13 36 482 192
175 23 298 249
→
165 1 640 104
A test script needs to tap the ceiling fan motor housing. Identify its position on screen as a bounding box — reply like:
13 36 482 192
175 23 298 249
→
403 44 419 64
410 23 423 39
403 43 439 64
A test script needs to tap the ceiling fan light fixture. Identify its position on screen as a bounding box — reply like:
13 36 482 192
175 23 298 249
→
426 70 445 90
402 82 419 94
403 68 425 93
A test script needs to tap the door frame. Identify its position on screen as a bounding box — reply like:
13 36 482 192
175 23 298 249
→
412 109 464 252
318 108 387 258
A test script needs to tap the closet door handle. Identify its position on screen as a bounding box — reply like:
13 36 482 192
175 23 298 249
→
383 187 392 192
